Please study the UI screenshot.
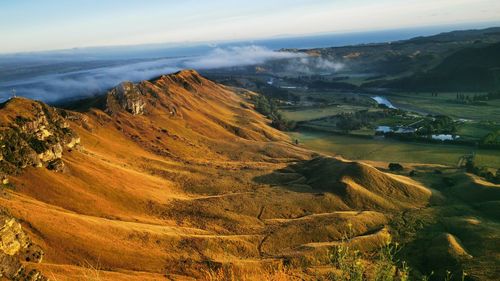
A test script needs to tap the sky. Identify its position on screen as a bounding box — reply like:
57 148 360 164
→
1 0 500 53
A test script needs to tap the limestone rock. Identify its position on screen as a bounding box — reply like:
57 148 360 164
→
37 143 63 163
65 136 80 149
0 218 29 256
47 159 65 173
0 214 47 280
0 98 79 174
106 82 147 115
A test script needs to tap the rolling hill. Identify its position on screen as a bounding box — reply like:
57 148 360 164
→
380 42 500 91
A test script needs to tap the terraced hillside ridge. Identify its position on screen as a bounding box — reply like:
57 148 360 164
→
1 70 491 280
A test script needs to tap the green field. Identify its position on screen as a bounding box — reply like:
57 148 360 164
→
389 92 500 122
289 130 500 168
282 90 499 168
281 105 368 121
457 122 498 141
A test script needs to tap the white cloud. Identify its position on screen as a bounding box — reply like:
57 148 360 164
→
184 45 305 69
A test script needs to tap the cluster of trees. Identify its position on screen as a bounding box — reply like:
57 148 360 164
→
456 90 500 102
465 159 500 184
336 113 366 133
287 76 349 83
388 163 404 171
307 80 358 91
333 110 405 133
481 130 500 145
336 110 396 133
253 81 300 102
306 96 329 104
252 95 296 131
284 74 360 91
418 115 457 135
253 94 278 116
261 86 301 102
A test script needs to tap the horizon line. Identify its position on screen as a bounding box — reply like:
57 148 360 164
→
2 21 500 56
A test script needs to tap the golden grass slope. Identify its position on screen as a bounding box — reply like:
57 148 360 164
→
0 70 436 280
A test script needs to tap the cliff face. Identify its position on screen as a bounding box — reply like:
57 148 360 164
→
0 98 80 175
0 211 46 281
105 81 147 115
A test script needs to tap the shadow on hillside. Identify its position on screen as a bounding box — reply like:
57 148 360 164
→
254 156 440 209
55 94 107 112
253 156 350 194
253 157 499 280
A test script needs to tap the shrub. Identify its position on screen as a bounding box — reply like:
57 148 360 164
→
328 224 365 281
252 94 295 131
389 163 404 171
28 138 49 154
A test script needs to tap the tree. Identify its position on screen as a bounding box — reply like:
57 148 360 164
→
389 163 404 171
481 130 500 145
253 94 295 131
336 113 363 133
465 158 476 173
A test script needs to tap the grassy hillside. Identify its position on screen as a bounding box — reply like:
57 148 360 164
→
0 71 498 280
296 27 500 77
383 43 500 91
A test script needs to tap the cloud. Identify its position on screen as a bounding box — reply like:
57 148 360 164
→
283 56 344 75
0 45 342 103
184 45 305 69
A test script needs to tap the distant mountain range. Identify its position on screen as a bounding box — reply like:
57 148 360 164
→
295 27 500 91
382 42 500 91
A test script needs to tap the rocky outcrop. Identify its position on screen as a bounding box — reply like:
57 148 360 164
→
104 70 209 117
0 212 47 281
0 98 80 174
106 82 147 115
46 158 65 173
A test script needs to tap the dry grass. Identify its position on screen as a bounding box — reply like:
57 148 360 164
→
1 71 493 280
201 263 298 281
79 260 102 281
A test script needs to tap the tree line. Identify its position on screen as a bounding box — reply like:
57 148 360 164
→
252 95 296 131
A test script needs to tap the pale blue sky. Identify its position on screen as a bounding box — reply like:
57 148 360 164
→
1 0 500 53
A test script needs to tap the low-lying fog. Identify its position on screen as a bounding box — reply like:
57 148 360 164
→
0 45 343 103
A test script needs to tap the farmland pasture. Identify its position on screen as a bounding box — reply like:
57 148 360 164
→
389 92 500 122
281 104 369 121
289 130 500 168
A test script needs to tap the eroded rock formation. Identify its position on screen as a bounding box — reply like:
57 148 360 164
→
0 98 80 174
0 211 47 281
106 81 147 115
